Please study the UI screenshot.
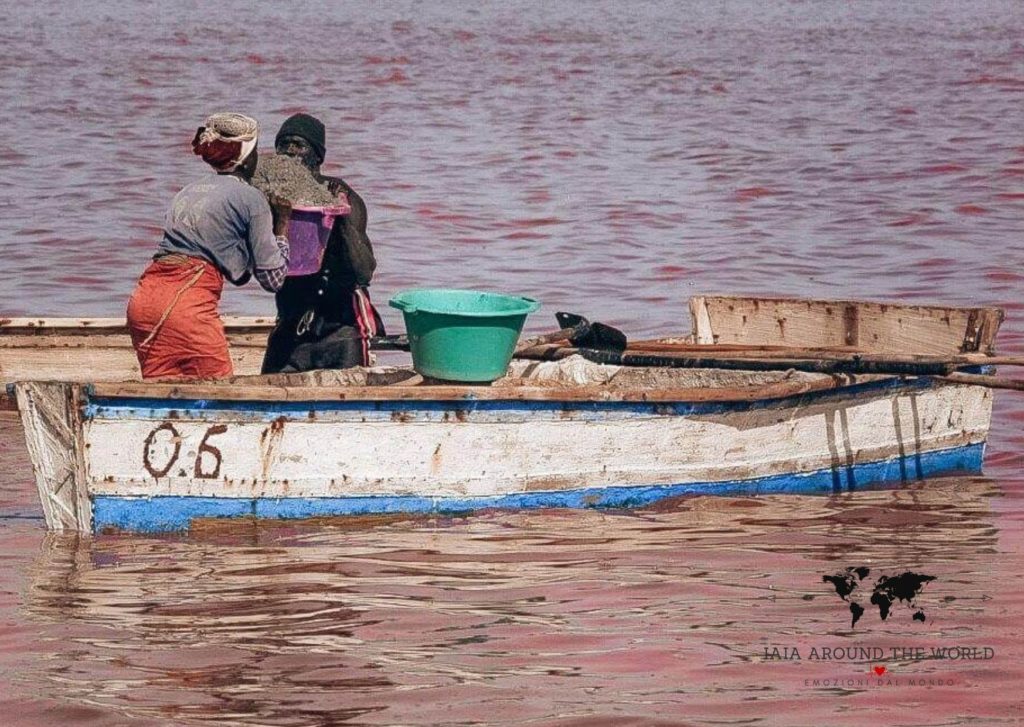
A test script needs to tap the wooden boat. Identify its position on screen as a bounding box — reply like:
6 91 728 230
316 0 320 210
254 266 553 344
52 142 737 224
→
6 295 1005 534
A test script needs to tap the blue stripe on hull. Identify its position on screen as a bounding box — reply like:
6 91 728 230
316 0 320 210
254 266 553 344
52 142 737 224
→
92 444 987 536
90 443 985 533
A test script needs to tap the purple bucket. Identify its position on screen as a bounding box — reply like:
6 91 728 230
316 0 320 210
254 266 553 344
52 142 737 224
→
285 201 351 276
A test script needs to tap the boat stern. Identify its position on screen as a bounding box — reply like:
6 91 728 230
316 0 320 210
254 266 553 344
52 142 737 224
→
13 381 93 532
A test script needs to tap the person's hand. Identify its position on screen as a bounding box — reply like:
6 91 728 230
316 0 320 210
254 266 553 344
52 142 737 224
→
269 195 292 236
326 179 348 204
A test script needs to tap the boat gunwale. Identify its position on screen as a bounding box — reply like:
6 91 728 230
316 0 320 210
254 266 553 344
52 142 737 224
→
0 315 274 336
0 295 1005 333
2 294 1005 408
81 372 930 406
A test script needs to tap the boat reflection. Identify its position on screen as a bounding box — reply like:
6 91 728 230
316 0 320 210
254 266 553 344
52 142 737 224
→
25 477 1002 725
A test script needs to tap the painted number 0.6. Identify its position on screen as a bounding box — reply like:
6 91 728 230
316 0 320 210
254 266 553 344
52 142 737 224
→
142 422 181 478
194 425 227 479
143 423 227 479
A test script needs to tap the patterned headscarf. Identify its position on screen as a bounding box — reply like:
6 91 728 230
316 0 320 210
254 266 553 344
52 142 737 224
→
191 113 259 171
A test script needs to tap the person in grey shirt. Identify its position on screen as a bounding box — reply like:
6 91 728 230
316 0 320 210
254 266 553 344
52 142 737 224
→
158 173 289 291
127 113 291 379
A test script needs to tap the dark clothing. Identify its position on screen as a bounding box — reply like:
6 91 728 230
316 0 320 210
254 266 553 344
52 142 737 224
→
261 175 384 373
276 113 326 164
262 288 383 372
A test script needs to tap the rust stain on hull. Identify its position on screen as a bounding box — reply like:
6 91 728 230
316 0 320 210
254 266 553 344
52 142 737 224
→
259 416 287 481
430 442 443 475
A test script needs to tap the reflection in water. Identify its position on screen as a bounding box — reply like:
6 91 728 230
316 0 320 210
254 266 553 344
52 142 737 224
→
22 479 1016 726
1 0 1023 723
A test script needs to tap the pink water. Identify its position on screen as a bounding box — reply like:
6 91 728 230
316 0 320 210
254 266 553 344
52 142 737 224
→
1 1 1023 724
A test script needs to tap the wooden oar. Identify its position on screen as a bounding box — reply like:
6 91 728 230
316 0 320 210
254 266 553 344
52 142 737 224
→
938 373 1024 391
518 344 953 375
515 344 1024 390
627 340 864 354
626 342 1024 368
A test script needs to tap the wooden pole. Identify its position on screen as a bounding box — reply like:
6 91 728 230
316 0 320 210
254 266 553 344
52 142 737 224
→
625 341 1024 367
515 344 1024 382
937 373 1024 391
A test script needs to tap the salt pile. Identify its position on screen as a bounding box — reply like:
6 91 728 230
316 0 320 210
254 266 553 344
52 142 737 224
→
252 153 338 206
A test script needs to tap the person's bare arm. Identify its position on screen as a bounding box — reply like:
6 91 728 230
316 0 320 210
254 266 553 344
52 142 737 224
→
329 179 376 285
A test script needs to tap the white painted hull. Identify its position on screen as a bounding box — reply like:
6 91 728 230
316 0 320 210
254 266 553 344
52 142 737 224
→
85 383 988 498
14 377 993 533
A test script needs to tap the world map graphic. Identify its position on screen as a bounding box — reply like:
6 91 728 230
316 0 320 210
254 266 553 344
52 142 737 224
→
822 567 935 627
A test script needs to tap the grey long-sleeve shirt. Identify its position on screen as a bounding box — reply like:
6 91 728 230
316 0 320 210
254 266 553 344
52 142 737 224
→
156 173 289 290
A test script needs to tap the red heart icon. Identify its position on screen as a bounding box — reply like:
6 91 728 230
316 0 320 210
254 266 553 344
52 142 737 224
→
873 666 887 676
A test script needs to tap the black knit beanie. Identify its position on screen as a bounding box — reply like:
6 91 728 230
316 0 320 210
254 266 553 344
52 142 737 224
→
275 113 326 164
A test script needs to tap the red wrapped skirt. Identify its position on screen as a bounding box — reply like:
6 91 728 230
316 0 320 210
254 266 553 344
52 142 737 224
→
126 256 233 379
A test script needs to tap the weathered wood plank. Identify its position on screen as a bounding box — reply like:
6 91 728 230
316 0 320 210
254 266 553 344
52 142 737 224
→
90 374 862 404
13 382 91 531
0 316 273 402
689 296 1004 355
0 346 267 387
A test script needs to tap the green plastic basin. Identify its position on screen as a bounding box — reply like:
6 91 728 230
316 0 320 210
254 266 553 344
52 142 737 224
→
389 288 541 382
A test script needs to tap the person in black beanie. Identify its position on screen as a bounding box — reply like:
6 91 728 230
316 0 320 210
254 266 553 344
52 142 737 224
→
261 113 385 373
